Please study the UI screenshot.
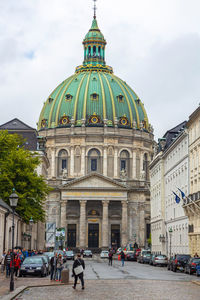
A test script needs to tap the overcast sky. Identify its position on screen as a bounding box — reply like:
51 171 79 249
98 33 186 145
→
1 0 200 140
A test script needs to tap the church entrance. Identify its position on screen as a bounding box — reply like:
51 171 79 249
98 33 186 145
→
111 224 120 248
88 223 99 248
67 224 76 248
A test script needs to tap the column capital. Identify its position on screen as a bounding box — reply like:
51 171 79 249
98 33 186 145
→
79 200 87 206
102 200 109 206
61 200 67 205
121 200 128 206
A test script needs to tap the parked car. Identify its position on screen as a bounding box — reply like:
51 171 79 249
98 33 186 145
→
37 255 50 275
171 254 191 272
184 257 200 275
83 250 93 258
149 254 156 265
153 255 168 267
137 250 151 264
126 252 137 261
65 250 75 260
19 256 47 277
43 252 54 259
100 250 109 258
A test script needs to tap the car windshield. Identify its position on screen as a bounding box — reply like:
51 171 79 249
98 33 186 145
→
23 257 43 264
44 252 54 257
102 251 108 253
66 251 73 255
38 256 48 263
85 250 91 253
178 255 190 260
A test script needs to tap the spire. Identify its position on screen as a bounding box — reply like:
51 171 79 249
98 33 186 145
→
93 0 97 19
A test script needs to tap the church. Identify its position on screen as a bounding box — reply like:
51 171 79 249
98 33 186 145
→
38 9 154 250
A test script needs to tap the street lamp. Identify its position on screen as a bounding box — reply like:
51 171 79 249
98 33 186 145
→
9 188 19 292
169 227 173 258
29 217 34 250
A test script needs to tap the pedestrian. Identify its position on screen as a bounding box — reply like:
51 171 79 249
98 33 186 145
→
50 253 57 280
194 253 199 257
72 253 85 290
120 250 125 267
1 251 6 273
5 250 11 277
11 254 21 278
108 250 113 266
56 254 64 281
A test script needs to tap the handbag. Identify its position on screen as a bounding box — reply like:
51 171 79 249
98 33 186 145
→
74 259 84 275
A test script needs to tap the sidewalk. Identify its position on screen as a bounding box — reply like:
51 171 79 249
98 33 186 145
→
0 272 67 298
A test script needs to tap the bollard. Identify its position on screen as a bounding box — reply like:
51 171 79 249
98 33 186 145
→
61 268 69 284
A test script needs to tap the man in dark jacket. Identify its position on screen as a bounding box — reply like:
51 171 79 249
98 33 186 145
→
72 253 85 290
50 253 57 280
121 250 125 267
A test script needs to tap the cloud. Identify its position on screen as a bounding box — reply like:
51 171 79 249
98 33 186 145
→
0 0 200 140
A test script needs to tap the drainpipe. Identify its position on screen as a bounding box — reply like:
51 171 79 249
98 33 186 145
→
3 211 10 252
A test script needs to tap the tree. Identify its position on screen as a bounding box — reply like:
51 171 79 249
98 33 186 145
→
0 130 50 223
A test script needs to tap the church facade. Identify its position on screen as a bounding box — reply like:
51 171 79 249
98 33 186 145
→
38 14 154 250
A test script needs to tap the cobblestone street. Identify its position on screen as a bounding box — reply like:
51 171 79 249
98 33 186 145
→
1 257 200 299
12 279 200 300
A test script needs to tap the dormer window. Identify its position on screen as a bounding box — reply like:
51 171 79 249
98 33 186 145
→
48 97 54 103
65 94 73 101
90 93 99 101
117 94 124 102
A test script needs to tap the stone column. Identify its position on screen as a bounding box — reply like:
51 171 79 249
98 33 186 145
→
114 148 118 178
60 201 67 228
132 151 136 179
81 147 85 176
121 201 128 247
103 148 108 177
51 148 56 178
140 151 144 177
102 200 109 248
79 200 87 248
70 147 74 177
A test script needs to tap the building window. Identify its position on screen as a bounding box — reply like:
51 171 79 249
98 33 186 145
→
121 160 126 170
57 149 68 177
65 94 73 101
62 159 67 170
90 93 99 101
91 159 97 171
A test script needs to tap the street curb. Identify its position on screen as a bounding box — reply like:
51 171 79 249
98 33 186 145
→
192 280 200 286
1 282 73 300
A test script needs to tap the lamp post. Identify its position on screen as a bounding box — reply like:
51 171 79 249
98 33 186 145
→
169 227 173 258
9 189 19 292
29 217 34 251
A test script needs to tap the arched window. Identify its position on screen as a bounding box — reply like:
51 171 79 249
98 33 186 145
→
57 149 68 177
98 46 101 58
93 46 96 57
88 148 101 173
120 150 130 176
88 46 91 58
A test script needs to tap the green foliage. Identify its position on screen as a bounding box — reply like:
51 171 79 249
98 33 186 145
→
0 130 50 223
147 234 151 247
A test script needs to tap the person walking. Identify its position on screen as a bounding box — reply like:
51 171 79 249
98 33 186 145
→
72 253 85 290
56 254 63 281
50 253 57 280
5 251 11 277
120 250 125 267
108 250 113 266
1 251 6 274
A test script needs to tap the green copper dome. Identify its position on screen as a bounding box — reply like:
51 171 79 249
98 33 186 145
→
38 18 149 132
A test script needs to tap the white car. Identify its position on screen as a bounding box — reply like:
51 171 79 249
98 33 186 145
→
100 250 109 258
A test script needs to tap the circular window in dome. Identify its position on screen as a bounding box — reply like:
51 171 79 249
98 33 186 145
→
91 116 98 124
119 116 129 126
59 116 70 125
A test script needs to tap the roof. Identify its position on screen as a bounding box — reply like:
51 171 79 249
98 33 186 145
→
0 198 12 212
0 118 38 151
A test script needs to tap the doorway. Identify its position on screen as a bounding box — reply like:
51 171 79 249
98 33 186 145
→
111 224 120 248
67 224 76 248
88 223 99 248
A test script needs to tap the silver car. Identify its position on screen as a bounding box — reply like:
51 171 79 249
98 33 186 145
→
153 255 168 266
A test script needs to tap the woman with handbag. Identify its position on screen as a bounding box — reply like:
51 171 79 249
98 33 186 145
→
72 253 85 290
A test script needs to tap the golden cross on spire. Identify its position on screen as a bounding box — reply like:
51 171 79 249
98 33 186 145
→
93 0 97 19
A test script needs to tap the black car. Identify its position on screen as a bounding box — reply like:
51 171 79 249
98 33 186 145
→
185 257 200 275
171 254 191 272
126 252 137 261
19 256 47 277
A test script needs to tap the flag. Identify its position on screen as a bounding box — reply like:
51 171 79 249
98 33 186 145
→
173 192 181 204
178 188 186 204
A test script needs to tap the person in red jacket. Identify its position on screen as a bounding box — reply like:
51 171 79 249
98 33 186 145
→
10 254 21 277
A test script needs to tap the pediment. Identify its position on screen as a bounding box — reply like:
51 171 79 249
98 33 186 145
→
61 173 127 190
